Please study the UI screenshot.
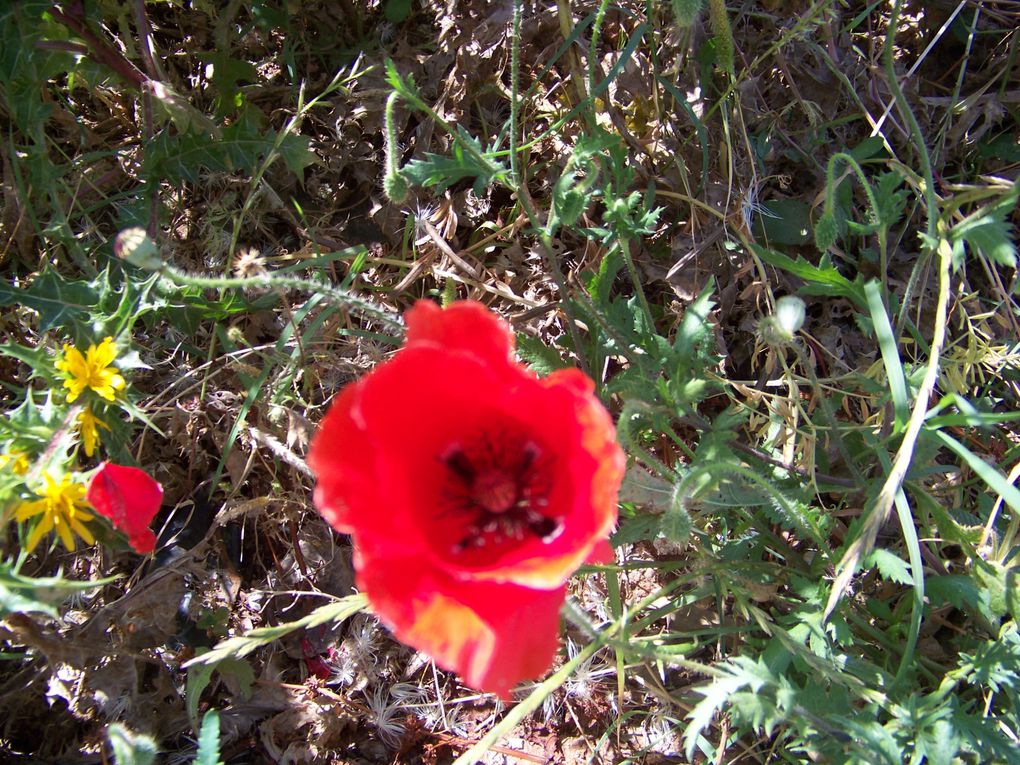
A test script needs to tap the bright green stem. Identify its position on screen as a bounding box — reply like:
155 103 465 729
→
157 263 403 331
706 0 734 78
510 0 522 183
588 0 611 95
382 91 408 203
823 152 880 224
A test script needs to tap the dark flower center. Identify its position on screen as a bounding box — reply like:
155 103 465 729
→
440 437 561 555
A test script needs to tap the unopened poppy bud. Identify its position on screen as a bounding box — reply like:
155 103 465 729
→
114 228 162 270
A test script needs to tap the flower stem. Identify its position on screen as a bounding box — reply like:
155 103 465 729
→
156 263 403 331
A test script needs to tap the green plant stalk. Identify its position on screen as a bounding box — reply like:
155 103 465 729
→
706 0 734 78
825 239 951 619
878 448 924 689
822 151 888 275
510 0 522 184
615 236 656 336
451 639 607 765
824 0 952 619
886 0 940 339
588 0 612 96
382 91 409 203
154 263 403 331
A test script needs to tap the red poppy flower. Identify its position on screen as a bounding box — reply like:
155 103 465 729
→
87 463 164 554
308 300 624 697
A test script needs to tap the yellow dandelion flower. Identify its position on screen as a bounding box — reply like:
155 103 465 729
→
55 337 126 403
78 407 108 458
0 449 30 475
15 472 95 553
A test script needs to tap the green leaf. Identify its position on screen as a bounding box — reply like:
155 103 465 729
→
107 723 158 765
400 127 507 194
202 52 258 117
950 184 1019 268
932 430 1020 518
384 0 413 23
751 245 866 308
145 123 311 183
277 133 316 176
0 562 120 618
194 711 224 765
684 656 775 760
184 593 367 667
611 512 661 545
752 198 812 246
926 574 997 625
515 334 569 376
873 171 909 229
864 548 912 585
865 280 909 428
0 270 100 332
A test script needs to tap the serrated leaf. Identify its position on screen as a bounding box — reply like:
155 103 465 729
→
145 123 310 184
953 213 1016 268
194 711 224 765
864 547 912 585
684 656 775 760
108 723 158 765
0 270 100 331
873 171 908 229
950 184 1019 268
277 133 316 176
400 128 507 194
184 593 366 667
515 334 569 376
610 513 661 545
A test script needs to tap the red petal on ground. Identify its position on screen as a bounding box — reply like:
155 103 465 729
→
87 463 163 554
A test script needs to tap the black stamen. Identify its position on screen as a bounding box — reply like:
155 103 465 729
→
527 514 560 541
443 447 476 484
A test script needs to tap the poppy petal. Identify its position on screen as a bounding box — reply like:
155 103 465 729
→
307 380 378 534
87 463 163 554
356 542 564 699
405 300 518 374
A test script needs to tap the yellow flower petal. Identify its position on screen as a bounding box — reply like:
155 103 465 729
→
17 472 94 554
71 517 95 546
54 515 75 551
78 407 108 457
24 513 55 554
56 338 126 403
15 499 46 522
88 337 118 369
